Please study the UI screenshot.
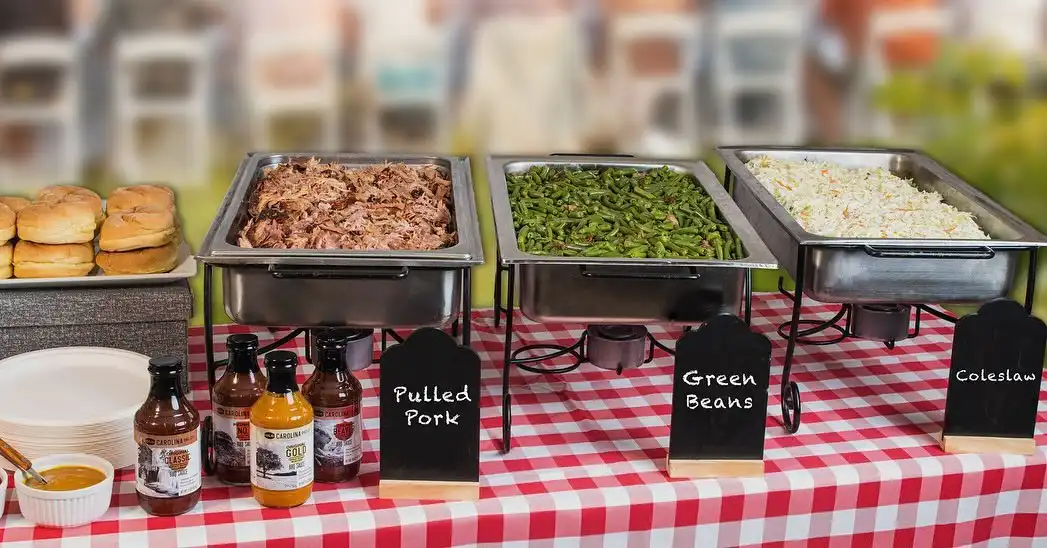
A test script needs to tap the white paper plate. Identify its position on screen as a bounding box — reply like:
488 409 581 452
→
0 348 148 471
0 242 196 289
0 347 150 427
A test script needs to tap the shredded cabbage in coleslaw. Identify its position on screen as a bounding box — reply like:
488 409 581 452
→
744 156 989 239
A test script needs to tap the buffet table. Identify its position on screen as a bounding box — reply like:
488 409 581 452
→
1 294 1045 547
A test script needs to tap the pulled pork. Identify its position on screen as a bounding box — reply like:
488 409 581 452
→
237 158 457 251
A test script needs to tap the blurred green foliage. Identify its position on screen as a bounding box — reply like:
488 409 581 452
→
875 44 1047 316
875 44 1047 232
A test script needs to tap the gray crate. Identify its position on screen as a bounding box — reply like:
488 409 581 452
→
0 281 193 390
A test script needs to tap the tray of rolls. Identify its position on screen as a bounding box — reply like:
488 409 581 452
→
0 184 196 288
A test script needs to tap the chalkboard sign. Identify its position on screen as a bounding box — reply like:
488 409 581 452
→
379 328 481 500
941 299 1046 455
667 314 771 478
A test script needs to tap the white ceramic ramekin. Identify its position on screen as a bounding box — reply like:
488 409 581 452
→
14 454 114 528
1 468 8 518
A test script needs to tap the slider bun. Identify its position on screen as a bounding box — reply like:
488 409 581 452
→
0 197 30 214
107 185 175 214
99 207 177 251
0 243 11 279
96 240 179 275
13 241 95 278
17 201 97 244
0 203 14 244
36 185 104 224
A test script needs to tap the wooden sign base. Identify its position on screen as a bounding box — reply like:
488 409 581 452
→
379 479 480 501
940 433 1036 456
666 457 764 479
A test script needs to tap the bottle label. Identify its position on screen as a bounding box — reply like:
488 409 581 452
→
135 428 202 498
213 405 252 468
313 405 362 467
250 423 314 491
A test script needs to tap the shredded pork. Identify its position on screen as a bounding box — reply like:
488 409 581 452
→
237 158 457 250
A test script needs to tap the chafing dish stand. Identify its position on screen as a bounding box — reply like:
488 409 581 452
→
487 155 780 463
719 146 1046 435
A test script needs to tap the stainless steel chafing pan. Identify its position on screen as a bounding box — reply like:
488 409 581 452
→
198 152 484 328
488 155 778 324
719 146 1047 304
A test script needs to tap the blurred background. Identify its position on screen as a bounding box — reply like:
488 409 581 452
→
0 0 1045 324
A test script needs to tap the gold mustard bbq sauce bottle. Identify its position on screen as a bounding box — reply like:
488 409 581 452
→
213 334 266 485
250 351 314 508
134 356 202 516
303 330 364 483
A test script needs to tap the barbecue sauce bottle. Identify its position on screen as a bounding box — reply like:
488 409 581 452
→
134 356 202 516
303 331 363 483
213 334 266 485
250 351 314 508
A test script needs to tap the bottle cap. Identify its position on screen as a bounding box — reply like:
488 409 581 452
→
264 350 298 371
314 329 349 350
226 334 259 352
148 356 183 374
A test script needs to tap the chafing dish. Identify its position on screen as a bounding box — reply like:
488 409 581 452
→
487 155 778 324
719 146 1047 304
197 152 484 328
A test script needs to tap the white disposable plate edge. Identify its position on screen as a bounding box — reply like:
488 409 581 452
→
0 347 150 427
0 242 196 289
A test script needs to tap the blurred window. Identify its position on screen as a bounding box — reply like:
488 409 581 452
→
733 90 783 129
109 0 212 33
725 37 794 75
379 106 437 146
132 60 192 99
0 66 62 104
0 0 69 37
651 90 683 133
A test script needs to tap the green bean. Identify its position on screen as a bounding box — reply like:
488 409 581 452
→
508 165 743 260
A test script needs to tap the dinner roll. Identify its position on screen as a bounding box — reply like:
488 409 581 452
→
0 242 11 279
36 185 105 224
0 196 30 214
99 207 177 251
107 185 176 214
96 240 179 275
13 241 95 278
17 201 97 244
0 203 14 244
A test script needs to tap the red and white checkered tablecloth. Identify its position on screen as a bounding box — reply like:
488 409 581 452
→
1 293 1045 547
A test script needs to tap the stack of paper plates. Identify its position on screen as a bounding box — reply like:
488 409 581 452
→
0 347 151 471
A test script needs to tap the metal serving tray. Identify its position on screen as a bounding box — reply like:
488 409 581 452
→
488 155 778 324
719 146 1047 304
197 152 484 328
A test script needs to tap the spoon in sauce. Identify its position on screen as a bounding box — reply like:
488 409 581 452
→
0 437 47 485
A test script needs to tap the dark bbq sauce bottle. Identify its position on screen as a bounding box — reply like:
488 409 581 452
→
134 356 202 516
303 330 363 483
212 334 266 485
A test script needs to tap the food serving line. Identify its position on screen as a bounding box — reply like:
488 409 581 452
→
720 147 1047 436
1 304 1045 546
1 146 1046 545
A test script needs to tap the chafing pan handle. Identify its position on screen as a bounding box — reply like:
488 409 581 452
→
268 265 410 279
580 265 701 280
862 245 996 260
551 153 635 158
